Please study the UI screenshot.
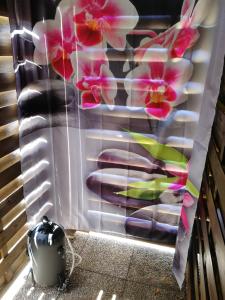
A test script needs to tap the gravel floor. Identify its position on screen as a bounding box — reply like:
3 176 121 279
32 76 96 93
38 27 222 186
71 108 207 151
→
13 232 186 300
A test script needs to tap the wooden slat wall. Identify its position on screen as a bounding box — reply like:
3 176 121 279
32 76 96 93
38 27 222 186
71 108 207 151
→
0 2 28 289
187 100 225 300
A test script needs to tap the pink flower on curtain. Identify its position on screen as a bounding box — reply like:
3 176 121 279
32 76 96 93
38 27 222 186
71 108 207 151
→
125 59 193 119
33 9 78 81
73 0 138 50
164 163 195 232
166 164 189 192
74 51 117 109
134 0 210 62
165 25 199 59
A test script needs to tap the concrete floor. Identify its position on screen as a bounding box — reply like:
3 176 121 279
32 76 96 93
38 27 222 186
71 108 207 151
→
13 232 186 300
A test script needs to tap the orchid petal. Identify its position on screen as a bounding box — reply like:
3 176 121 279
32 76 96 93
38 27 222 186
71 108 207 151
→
103 29 127 50
55 5 75 40
123 59 130 72
139 37 151 47
125 64 150 108
164 86 177 102
102 0 139 30
191 0 211 27
100 64 117 108
165 58 193 90
73 50 108 81
201 0 219 27
171 92 188 107
32 20 61 54
81 91 101 109
149 62 165 79
181 0 195 18
141 45 168 63
74 0 138 50
91 85 102 103
76 23 103 47
51 55 74 80
145 101 172 120
33 49 48 65
181 207 189 233
183 193 195 208
169 27 199 58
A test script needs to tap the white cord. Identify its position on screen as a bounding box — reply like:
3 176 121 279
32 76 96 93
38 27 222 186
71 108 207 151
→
65 234 82 277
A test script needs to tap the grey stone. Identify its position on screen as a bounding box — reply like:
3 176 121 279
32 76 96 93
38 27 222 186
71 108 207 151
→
79 235 134 279
127 246 179 289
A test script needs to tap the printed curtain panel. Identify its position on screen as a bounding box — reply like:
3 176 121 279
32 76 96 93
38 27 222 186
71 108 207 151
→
8 0 225 286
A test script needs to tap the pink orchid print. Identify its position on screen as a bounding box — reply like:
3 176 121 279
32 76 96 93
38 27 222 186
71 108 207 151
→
135 0 213 62
164 162 199 233
125 59 193 119
33 7 79 81
74 50 117 109
73 0 138 50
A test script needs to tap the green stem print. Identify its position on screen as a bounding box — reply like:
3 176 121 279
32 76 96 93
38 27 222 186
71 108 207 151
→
116 131 200 232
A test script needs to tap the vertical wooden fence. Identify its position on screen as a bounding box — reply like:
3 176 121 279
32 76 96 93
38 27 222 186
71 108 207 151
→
187 99 225 300
0 1 28 290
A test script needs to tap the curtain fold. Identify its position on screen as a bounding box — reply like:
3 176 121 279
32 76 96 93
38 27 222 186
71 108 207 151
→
7 0 225 287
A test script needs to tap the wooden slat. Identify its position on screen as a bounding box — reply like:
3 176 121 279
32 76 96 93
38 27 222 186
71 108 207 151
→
0 149 20 173
2 249 27 285
0 6 27 289
0 104 17 127
0 211 26 249
0 235 27 275
0 17 11 56
0 161 21 190
0 16 10 31
9 248 28 282
0 40 12 56
0 187 23 219
0 1 7 17
0 176 23 203
208 139 225 218
6 225 28 254
0 56 13 73
196 219 207 300
185 260 193 300
0 121 18 141
199 198 218 300
0 73 16 91
213 108 225 161
205 178 225 299
0 90 17 107
0 133 19 158
2 200 25 227
217 100 225 114
192 234 200 300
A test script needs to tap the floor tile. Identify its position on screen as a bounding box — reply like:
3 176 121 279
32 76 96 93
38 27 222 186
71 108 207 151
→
11 234 185 300
122 280 185 300
13 268 126 300
70 231 89 254
127 246 178 288
68 268 126 300
79 235 134 279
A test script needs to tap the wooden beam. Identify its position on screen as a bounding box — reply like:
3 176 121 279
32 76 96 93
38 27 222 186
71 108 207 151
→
205 177 225 299
199 198 218 300
0 211 26 249
208 139 225 218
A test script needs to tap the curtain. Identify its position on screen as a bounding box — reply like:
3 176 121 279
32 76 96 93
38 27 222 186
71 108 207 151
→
7 0 225 287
